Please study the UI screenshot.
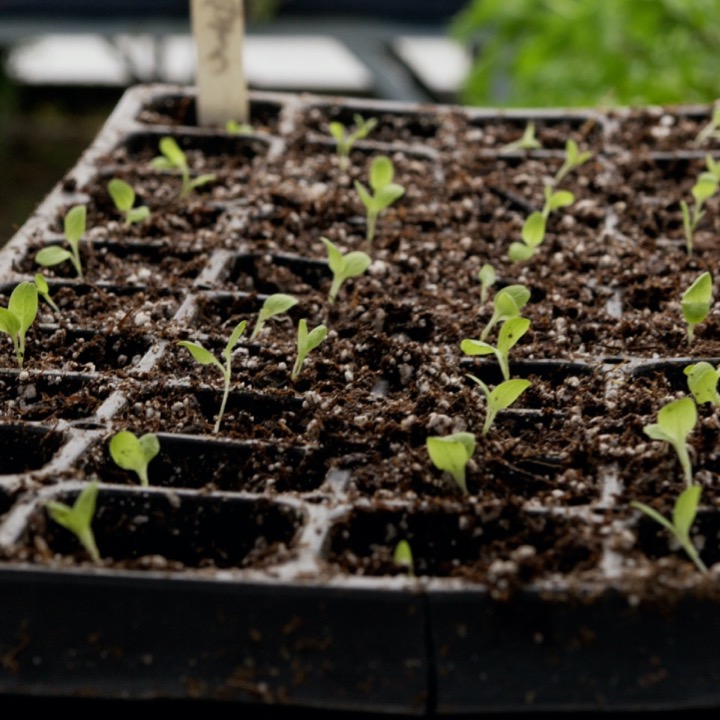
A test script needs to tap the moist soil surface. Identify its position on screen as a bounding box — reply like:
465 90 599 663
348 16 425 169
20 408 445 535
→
3 90 720 596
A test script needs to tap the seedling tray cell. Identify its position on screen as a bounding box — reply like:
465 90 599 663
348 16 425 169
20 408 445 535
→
3 84 720 713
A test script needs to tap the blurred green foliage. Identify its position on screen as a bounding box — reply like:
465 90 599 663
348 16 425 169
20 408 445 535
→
451 0 720 107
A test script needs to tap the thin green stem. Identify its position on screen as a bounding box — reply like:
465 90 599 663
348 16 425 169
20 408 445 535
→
214 368 232 434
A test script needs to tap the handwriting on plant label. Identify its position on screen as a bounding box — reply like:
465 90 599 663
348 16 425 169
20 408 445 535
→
201 0 242 75
191 0 248 125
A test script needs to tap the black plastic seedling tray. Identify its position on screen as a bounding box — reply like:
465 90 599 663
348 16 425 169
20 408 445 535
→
2 85 720 714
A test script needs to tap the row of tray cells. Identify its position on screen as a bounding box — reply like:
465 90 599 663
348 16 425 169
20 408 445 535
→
134 91 720 154
1 475 719 580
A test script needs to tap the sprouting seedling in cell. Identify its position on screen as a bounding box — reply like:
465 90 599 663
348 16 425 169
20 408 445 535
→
509 184 575 262
481 283 530 341
554 138 593 185
34 273 58 312
477 263 496 304
178 320 247 434
226 119 253 135
643 396 697 488
631 484 707 574
694 104 720 146
250 293 299 340
393 539 415 577
685 361 720 406
292 319 328 380
45 480 101 564
108 178 150 226
321 236 371 305
354 155 406 247
680 155 720 255
501 121 542 152
462 316 531 382
35 204 86 280
109 430 160 487
329 114 378 171
0 281 38 368
151 136 216 199
681 271 712 344
426 431 476 495
466 375 531 436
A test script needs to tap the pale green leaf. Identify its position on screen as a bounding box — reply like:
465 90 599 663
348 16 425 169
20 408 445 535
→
8 281 38 336
521 211 546 248
108 178 135 212
177 340 219 366
64 205 86 244
36 246 72 267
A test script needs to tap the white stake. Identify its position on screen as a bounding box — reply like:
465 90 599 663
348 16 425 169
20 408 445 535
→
190 0 249 126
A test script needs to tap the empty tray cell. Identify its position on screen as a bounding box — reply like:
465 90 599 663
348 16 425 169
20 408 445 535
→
325 504 601 581
18 488 302 570
84 241 209 287
0 372 110 422
223 252 331 295
136 92 283 134
608 105 720 152
84 433 329 493
2 326 153 374
302 102 442 144
0 423 65 474
190 291 267 332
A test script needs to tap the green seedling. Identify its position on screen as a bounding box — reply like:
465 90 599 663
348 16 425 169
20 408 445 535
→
478 263 496 304
631 484 707 574
555 138 593 184
509 185 575 262
501 121 542 152
426 431 476 495
694 105 720 146
393 539 414 577
681 271 712 343
462 316 531 382
467 375 531 435
643 396 697 488
178 320 247 434
354 155 406 246
329 114 378 171
109 430 160 487
151 136 216 198
680 155 720 255
107 178 150 225
34 273 58 312
250 293 299 340
45 481 101 564
685 361 720 406
321 236 371 304
0 281 38 368
292 319 328 380
481 283 530 340
36 204 86 279
226 119 253 134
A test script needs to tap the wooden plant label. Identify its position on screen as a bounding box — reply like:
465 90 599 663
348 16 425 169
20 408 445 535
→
190 0 249 126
